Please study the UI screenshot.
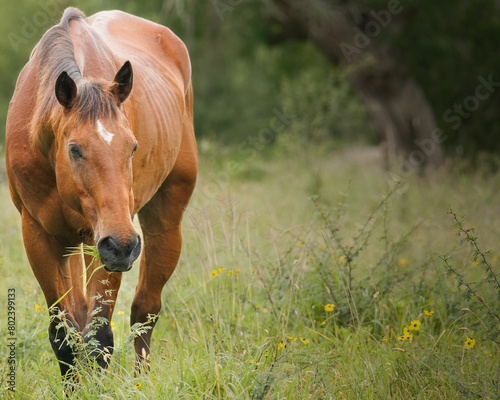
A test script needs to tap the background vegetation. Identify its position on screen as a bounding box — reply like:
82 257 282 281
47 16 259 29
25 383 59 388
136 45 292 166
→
0 0 499 399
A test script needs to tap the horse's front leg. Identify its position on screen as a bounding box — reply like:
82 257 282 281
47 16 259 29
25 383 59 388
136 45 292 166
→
132 175 196 369
21 210 84 378
83 255 122 369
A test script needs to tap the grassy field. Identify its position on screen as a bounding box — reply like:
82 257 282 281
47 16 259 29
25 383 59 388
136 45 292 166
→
0 144 499 399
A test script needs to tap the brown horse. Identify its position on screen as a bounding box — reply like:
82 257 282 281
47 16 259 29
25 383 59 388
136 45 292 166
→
5 7 197 377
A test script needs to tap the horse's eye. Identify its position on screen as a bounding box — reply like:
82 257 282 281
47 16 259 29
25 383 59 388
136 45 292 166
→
131 143 138 157
69 144 83 159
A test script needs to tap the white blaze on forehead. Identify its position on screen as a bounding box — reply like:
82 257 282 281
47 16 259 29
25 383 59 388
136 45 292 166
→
96 120 114 144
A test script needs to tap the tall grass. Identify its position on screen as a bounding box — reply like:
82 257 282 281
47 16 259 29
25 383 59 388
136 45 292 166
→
0 145 499 399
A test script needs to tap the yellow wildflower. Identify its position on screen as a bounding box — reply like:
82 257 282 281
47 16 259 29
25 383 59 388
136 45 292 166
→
398 333 413 341
381 336 389 342
464 337 476 349
299 337 309 345
262 307 269 314
210 267 225 277
408 320 421 331
398 258 409 267
423 310 434 316
226 268 241 277
323 303 335 312
286 336 297 341
277 341 286 351
34 304 45 313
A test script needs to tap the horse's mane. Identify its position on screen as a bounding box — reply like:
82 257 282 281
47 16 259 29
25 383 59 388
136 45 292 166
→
30 7 119 152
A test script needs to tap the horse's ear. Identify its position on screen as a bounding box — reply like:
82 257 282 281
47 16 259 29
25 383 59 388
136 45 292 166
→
55 71 78 109
112 61 133 104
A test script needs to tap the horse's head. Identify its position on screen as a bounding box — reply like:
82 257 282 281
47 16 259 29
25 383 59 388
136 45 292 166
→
53 61 141 272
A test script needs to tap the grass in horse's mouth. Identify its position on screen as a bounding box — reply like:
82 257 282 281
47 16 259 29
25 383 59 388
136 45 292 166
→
66 244 106 285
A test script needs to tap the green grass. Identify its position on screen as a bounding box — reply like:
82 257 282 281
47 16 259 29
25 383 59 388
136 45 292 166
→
0 145 499 399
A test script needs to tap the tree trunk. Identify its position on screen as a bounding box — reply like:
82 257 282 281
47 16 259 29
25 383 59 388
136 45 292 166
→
267 0 444 172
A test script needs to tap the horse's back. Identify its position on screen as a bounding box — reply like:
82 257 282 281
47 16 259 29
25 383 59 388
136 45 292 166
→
87 10 191 91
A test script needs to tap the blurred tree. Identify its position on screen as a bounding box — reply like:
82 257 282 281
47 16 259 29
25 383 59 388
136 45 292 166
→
265 0 445 172
264 0 500 169
393 0 500 163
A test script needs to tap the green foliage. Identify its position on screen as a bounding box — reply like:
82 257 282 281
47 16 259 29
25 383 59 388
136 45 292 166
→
185 2 371 146
391 0 500 158
442 209 500 345
280 49 371 147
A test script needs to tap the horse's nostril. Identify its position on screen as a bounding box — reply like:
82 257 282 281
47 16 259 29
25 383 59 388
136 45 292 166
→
98 236 120 259
97 235 141 268
126 235 141 259
130 235 141 252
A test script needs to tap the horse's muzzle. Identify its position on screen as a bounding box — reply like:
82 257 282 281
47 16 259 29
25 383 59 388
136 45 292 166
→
98 234 141 272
